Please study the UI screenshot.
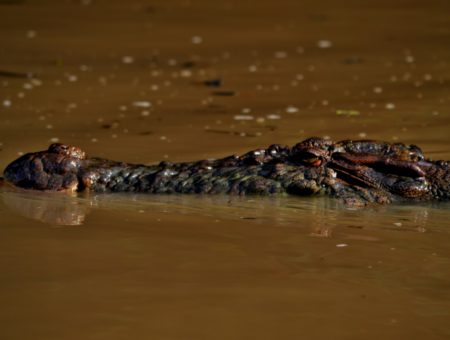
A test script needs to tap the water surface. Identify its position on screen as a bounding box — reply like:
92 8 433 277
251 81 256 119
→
0 0 449 339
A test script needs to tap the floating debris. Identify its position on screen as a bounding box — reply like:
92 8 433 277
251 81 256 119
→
203 79 222 87
267 114 281 120
234 115 254 121
317 40 333 48
385 103 396 110
3 99 11 107
285 106 299 113
181 61 196 68
336 109 360 116
0 70 32 79
212 91 235 96
336 244 348 248
132 101 152 108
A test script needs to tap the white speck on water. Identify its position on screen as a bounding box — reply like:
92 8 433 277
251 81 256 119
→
256 117 265 123
79 64 90 71
17 151 24 156
111 134 118 139
151 85 159 91
31 79 42 86
296 74 304 80
67 103 77 110
373 86 383 94
3 99 11 107
180 69 192 78
317 40 333 48
167 59 177 66
405 55 414 63
50 137 60 143
23 83 33 90
98 77 108 86
141 110 150 117
122 56 135 64
248 65 258 72
132 101 152 108
286 105 299 113
46 124 53 129
191 35 203 44
358 132 367 138
296 46 305 54
321 100 329 106
160 136 167 140
393 222 402 227
66 74 78 82
241 108 251 114
390 75 398 82
234 115 254 121
336 244 348 248
385 103 395 110
267 114 281 120
26 30 36 39
119 105 127 111
423 74 432 81
274 51 288 59
432 111 439 116
91 138 98 143
17 92 25 98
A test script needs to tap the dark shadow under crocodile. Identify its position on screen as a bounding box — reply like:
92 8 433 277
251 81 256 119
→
2 137 450 206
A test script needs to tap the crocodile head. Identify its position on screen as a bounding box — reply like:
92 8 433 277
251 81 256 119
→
3 143 85 192
290 137 450 204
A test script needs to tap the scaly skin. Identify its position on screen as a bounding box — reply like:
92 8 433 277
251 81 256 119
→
2 138 450 205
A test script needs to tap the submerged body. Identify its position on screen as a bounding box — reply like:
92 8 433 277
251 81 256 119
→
3 138 450 205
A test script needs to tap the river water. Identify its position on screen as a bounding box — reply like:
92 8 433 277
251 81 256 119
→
0 1 449 339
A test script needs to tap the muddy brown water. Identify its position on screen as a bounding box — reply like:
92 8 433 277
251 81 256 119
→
1 1 450 339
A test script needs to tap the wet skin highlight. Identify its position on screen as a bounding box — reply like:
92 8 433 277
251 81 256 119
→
3 138 450 205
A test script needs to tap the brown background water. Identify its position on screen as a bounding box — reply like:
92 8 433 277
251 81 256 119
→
0 0 450 339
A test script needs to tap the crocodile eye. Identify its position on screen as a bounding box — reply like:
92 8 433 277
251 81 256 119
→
296 152 322 167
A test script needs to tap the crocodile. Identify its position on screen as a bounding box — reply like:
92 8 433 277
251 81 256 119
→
2 138 449 205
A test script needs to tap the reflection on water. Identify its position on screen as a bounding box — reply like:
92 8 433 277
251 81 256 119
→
2 186 449 236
